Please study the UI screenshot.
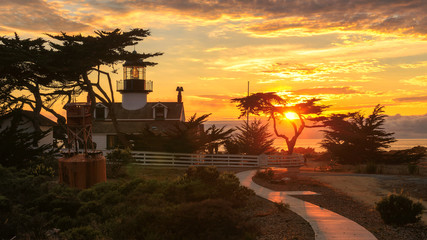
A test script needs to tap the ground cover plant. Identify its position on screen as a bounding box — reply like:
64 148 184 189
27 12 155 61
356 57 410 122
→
0 165 256 240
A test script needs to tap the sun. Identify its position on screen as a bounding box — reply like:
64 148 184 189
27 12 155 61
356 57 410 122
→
284 112 299 120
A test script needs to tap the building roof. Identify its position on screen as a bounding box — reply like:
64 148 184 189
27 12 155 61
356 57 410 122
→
92 101 186 134
107 102 184 120
0 110 57 126
92 120 183 135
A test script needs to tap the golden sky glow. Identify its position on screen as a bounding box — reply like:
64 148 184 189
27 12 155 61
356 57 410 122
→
1 0 427 137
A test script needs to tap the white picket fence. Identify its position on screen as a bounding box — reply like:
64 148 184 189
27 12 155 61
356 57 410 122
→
105 150 304 168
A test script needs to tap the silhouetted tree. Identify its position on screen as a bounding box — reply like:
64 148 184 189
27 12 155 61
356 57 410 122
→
0 34 70 130
205 125 235 154
232 93 327 154
164 114 211 153
318 105 396 164
0 110 54 169
225 119 276 155
0 29 162 147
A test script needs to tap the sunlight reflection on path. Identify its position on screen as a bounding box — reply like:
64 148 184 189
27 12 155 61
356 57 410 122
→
236 170 377 240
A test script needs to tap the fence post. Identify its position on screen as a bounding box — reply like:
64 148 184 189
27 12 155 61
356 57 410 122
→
172 154 175 166
258 153 267 167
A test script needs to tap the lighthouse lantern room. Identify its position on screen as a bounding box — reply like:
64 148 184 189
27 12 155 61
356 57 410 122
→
117 51 153 110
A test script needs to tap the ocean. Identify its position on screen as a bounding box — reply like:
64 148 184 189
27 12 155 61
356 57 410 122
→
274 138 427 152
205 121 427 152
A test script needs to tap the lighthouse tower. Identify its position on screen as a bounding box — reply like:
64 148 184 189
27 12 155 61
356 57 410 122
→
117 51 153 110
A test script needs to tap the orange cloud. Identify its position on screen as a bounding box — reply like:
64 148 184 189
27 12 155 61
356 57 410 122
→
401 75 427 86
292 87 361 95
0 0 89 32
3 0 424 37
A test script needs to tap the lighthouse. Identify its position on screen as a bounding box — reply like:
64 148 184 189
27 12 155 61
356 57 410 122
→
117 51 153 110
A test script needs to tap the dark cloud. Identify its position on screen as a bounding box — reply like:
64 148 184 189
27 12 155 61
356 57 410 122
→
393 96 427 102
2 0 424 36
292 87 360 95
85 0 427 36
385 114 427 138
0 0 89 32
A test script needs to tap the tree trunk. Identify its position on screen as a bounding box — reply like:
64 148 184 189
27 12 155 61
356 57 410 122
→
287 138 296 155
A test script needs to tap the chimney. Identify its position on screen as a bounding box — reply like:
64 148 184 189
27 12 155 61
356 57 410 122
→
176 86 184 103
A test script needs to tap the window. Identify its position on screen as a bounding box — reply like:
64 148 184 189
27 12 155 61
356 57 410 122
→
155 106 165 120
96 107 105 120
107 135 118 149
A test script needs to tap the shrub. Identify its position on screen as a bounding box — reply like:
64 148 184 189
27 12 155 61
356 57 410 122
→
365 161 378 174
29 163 55 177
376 192 425 226
274 201 290 212
254 168 274 181
383 146 426 164
106 148 133 178
184 166 220 184
407 164 419 175
171 199 256 240
61 226 102 240
294 147 316 158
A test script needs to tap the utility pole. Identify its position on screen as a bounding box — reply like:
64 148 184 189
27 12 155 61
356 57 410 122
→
247 81 250 124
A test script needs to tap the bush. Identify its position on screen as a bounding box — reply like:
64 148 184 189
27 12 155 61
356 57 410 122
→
407 164 419 175
29 163 55 177
184 166 220 184
376 192 425 226
383 146 426 164
61 226 102 240
294 147 316 158
171 199 256 240
274 201 290 212
254 168 274 181
0 165 256 239
365 161 378 174
106 148 133 178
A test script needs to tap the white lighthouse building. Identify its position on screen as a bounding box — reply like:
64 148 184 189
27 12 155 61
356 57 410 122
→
91 52 186 150
117 51 153 110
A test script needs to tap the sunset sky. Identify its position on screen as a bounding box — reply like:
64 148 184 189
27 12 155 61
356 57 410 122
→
1 0 427 138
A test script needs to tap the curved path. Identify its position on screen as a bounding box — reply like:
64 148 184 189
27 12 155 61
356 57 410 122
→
236 170 377 240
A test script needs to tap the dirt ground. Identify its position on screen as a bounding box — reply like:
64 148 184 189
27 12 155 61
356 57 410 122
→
294 157 427 224
306 173 427 224
254 170 427 240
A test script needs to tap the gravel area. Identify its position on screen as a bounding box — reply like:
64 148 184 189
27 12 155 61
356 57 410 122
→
242 195 314 240
253 172 427 240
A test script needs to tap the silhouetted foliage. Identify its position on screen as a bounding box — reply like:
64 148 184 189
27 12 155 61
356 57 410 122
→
232 92 327 154
317 105 396 164
376 192 425 226
293 147 317 158
225 119 276 155
254 168 275 182
132 114 234 153
383 146 426 164
164 113 210 153
0 29 162 147
205 124 235 154
0 165 256 239
0 126 52 169
106 148 133 178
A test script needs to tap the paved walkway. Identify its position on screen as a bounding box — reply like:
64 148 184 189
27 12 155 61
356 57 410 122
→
236 170 377 240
